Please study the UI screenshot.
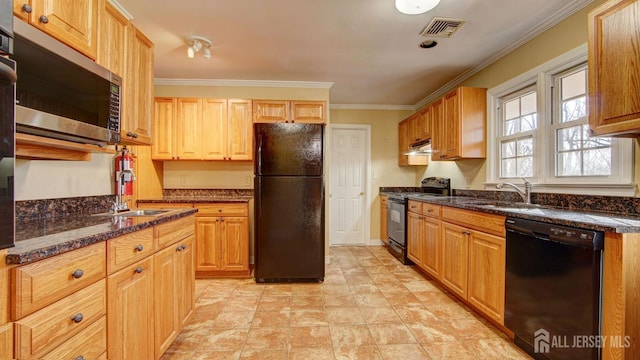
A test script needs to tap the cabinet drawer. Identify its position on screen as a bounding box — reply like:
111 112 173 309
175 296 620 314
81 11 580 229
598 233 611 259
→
155 215 195 249
40 315 107 360
422 203 441 218
442 207 505 237
107 228 154 274
12 242 106 319
14 279 106 359
195 203 248 216
408 200 422 213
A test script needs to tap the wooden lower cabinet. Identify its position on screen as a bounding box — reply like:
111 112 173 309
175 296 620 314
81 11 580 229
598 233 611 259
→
422 217 442 279
467 231 506 324
0 323 12 360
441 222 469 300
407 200 443 280
407 211 423 265
40 316 107 360
107 257 155 360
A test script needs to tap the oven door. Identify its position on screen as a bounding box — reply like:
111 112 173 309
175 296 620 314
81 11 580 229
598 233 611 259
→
387 198 405 247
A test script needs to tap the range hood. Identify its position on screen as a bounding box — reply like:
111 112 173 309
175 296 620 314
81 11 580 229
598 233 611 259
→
403 139 432 155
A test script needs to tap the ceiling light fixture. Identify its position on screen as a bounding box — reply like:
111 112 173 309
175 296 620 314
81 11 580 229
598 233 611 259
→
185 35 212 59
395 0 440 15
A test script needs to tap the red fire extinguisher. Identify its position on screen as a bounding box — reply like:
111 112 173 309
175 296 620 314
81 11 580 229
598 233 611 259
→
115 146 134 196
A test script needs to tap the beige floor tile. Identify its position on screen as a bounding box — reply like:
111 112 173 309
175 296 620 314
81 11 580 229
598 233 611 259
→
349 283 381 294
461 338 532 359
288 347 335 360
329 324 375 347
369 272 399 284
393 306 438 324
367 323 417 345
377 344 430 360
258 295 292 311
291 284 322 296
290 309 328 326
244 327 290 350
359 307 403 324
252 310 291 328
240 348 288 359
161 350 242 360
221 296 261 312
420 341 479 360
263 284 293 296
345 274 375 284
288 326 332 348
406 321 458 343
384 292 423 307
321 284 351 295
362 265 390 274
447 317 503 340
324 274 348 284
291 295 324 309
376 282 412 294
428 301 476 320
202 328 250 352
213 311 255 328
323 294 357 307
325 307 365 325
333 345 383 360
354 293 391 307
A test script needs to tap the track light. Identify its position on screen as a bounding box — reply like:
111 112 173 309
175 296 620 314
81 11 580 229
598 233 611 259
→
184 35 212 59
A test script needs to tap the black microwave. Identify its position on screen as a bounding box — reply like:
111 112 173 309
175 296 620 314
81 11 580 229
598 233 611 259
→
11 18 121 145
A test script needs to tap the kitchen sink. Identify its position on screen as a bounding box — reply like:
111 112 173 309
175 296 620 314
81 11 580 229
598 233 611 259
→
473 202 552 212
93 209 171 217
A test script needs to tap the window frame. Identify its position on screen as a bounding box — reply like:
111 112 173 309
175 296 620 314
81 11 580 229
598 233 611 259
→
485 44 634 196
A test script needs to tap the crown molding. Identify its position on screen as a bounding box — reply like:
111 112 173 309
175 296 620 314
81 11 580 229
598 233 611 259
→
330 104 416 111
414 0 595 109
154 78 334 89
107 0 133 20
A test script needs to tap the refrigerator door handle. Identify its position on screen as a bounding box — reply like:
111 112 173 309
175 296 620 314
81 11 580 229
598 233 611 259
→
257 133 263 176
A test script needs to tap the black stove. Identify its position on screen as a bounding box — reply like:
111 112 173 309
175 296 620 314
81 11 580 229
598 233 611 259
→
386 177 450 264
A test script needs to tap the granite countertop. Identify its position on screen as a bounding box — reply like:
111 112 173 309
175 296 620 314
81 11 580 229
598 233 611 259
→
137 196 253 204
7 208 198 265
403 193 640 234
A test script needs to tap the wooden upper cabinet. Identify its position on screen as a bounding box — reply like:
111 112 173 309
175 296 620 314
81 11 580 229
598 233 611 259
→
416 106 431 142
588 0 640 137
432 87 486 161
125 26 154 145
254 100 326 123
398 119 410 166
227 99 253 160
14 0 98 59
152 98 177 160
202 98 228 160
175 98 203 160
97 1 128 78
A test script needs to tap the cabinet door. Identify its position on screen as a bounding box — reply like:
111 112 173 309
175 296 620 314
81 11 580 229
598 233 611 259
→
152 98 177 160
29 0 98 59
406 211 423 265
176 98 203 160
220 217 249 271
422 217 442 279
14 1 30 21
0 323 11 360
417 107 431 141
441 222 468 299
107 258 155 360
291 101 326 123
253 100 289 123
97 2 128 78
177 236 195 328
195 217 222 272
380 197 388 245
588 0 640 136
430 99 444 160
127 27 154 145
468 230 506 324
154 246 179 358
202 98 228 160
227 99 253 161
442 89 461 159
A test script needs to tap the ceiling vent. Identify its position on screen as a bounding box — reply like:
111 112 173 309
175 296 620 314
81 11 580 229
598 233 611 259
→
420 17 466 38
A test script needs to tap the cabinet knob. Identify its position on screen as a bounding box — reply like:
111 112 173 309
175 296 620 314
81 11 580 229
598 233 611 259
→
135 267 143 274
135 244 144 252
133 133 138 138
71 269 84 279
218 209 222 212
127 131 134 137
71 313 84 323
426 209 433 213
462 230 471 235
75 356 85 360
176 245 183 251
21 4 32 13
39 15 49 24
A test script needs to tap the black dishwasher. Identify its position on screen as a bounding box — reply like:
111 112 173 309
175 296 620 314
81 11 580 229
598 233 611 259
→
504 217 603 360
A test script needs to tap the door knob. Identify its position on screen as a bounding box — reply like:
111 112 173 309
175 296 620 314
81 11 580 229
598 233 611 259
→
359 192 365 196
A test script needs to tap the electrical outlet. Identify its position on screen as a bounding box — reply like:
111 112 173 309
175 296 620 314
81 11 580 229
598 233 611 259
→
181 176 187 185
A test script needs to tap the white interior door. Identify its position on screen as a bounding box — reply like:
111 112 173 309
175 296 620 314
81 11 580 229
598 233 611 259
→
329 126 368 245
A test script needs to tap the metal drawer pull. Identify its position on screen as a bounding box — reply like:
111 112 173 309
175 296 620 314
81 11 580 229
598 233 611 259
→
135 244 144 252
71 269 84 279
71 313 84 323
135 267 143 274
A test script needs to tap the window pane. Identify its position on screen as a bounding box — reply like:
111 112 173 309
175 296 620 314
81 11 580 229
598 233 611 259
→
558 126 582 151
562 69 586 100
502 159 516 178
504 119 519 136
517 156 533 177
505 99 520 120
583 149 611 175
502 140 516 158
521 114 537 131
521 92 537 115
517 137 533 156
558 151 581 176
561 96 587 123
582 125 611 149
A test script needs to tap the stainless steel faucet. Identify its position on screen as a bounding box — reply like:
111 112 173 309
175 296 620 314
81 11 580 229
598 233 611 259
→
113 169 136 213
496 177 532 204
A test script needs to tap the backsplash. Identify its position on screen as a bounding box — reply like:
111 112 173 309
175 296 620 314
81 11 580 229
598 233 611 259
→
16 195 115 221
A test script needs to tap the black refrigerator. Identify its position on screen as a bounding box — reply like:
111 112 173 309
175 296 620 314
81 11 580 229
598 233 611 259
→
254 123 325 283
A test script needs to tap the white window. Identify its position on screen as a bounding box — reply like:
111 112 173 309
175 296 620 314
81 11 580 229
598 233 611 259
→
486 45 633 196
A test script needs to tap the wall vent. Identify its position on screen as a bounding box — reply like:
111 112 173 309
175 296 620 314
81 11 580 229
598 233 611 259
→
420 17 466 38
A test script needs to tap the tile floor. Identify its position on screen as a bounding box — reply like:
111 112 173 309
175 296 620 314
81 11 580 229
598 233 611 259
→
161 246 532 359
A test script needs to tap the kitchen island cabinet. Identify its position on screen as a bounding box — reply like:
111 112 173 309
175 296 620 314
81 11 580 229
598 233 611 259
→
14 0 98 59
588 0 640 137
